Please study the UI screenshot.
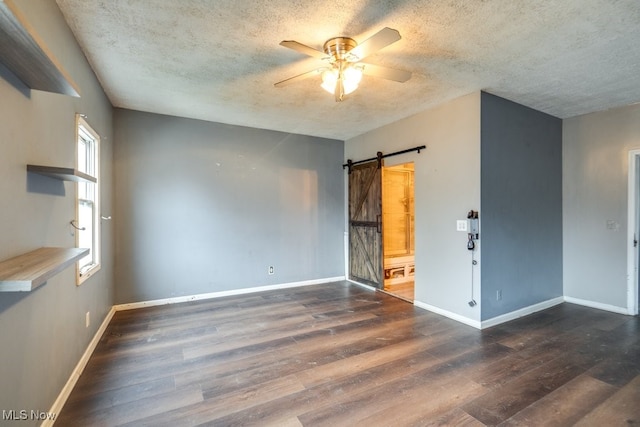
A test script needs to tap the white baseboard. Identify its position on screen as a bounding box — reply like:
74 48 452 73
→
413 297 566 330
413 300 482 329
480 296 565 329
563 296 630 315
113 276 346 311
45 306 116 427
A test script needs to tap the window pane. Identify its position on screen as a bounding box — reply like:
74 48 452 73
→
78 181 94 201
78 200 94 271
78 139 87 173
76 115 100 283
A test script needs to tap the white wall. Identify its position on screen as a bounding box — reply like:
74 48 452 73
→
0 0 113 422
345 92 482 324
563 103 640 311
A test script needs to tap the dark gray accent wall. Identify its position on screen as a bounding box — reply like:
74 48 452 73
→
114 109 344 304
480 92 562 320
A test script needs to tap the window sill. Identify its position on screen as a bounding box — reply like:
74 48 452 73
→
77 264 101 286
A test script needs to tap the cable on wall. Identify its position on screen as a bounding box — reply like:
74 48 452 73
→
468 249 477 307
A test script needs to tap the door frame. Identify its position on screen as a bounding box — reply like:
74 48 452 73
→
626 149 640 315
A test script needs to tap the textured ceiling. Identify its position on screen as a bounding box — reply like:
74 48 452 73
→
55 0 640 140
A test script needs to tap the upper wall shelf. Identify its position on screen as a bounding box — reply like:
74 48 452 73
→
0 0 80 97
0 247 89 292
27 165 96 183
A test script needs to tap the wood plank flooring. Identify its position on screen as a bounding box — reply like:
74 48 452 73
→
384 280 414 301
56 281 640 426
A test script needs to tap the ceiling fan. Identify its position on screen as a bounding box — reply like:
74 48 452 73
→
274 27 411 102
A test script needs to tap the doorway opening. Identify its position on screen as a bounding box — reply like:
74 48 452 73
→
382 162 415 301
626 150 640 315
347 159 416 302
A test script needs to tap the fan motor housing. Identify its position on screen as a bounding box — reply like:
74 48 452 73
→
323 37 358 61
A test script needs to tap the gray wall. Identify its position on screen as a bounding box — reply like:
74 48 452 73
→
346 92 482 324
113 109 344 304
480 93 563 320
0 0 114 423
563 103 640 310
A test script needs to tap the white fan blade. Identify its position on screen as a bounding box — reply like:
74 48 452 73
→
349 27 401 61
360 63 411 82
279 40 327 59
274 68 322 87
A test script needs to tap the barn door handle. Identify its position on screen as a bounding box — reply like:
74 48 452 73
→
376 214 382 233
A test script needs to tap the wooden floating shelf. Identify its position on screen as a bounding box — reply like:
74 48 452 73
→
0 247 89 292
27 165 97 183
0 0 80 97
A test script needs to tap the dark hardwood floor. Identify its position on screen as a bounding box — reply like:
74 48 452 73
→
57 281 640 426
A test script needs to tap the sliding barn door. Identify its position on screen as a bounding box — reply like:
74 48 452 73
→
349 160 383 288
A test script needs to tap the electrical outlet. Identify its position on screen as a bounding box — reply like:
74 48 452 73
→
496 290 502 301
268 266 274 275
456 220 468 231
85 311 90 328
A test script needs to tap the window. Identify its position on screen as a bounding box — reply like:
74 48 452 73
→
76 115 100 284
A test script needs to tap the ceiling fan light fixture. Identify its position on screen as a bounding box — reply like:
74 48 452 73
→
320 69 337 93
320 64 363 96
344 65 363 86
275 27 410 102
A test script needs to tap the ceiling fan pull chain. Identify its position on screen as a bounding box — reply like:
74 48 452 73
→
335 61 345 101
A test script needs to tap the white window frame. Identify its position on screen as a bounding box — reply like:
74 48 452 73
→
75 114 100 284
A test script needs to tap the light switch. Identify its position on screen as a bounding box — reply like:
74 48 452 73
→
456 220 468 231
